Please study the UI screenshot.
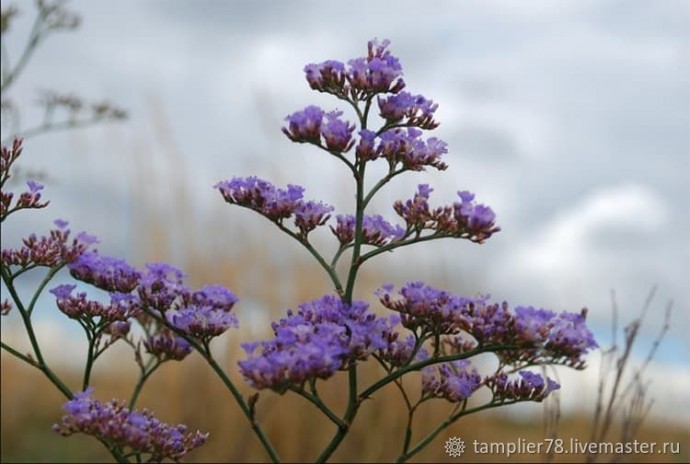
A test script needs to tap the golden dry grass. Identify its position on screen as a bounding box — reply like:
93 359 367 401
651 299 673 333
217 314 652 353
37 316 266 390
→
2 349 689 463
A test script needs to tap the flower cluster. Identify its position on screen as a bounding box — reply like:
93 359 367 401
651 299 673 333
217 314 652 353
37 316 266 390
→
377 282 598 366
282 107 355 153
304 38 405 99
394 184 499 243
165 285 239 339
376 282 485 336
514 306 598 362
239 295 396 392
422 360 483 402
69 251 141 293
290 39 450 178
377 334 429 368
54 388 208 462
144 331 192 361
1 219 98 270
55 257 239 353
378 91 439 129
355 128 448 171
489 371 561 402
215 176 333 238
49 284 139 325
331 214 405 246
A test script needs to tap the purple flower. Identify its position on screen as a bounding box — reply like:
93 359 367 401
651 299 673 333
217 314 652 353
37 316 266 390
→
216 176 333 236
302 39 405 99
294 201 335 237
378 91 439 129
54 219 69 229
378 333 428 367
393 184 434 231
547 309 598 357
137 263 189 312
331 214 405 246
422 360 482 402
69 251 141 293
215 176 303 221
304 60 346 93
26 180 44 193
49 285 140 323
144 331 192 361
1 223 98 269
355 129 378 161
377 282 486 336
377 128 448 172
239 295 397 391
393 185 500 243
50 283 77 300
54 388 208 461
454 191 497 237
166 285 239 340
346 39 404 95
514 306 555 343
282 105 325 144
282 108 355 153
321 110 355 152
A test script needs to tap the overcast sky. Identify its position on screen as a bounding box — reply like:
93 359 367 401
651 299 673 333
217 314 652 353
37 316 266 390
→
2 0 689 421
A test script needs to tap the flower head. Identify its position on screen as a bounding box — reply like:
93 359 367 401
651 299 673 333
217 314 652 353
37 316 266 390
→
294 201 335 238
282 105 325 144
394 185 499 243
347 39 404 95
166 285 239 340
377 282 486 336
54 388 208 461
302 39 405 101
69 251 141 293
215 176 333 237
2 222 98 270
378 91 439 129
331 214 405 246
239 295 396 391
422 360 482 402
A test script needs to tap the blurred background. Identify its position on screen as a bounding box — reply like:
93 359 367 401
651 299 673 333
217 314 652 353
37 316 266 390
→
1 0 688 462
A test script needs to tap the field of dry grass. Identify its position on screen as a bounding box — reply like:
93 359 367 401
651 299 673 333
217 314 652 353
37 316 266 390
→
2 349 688 463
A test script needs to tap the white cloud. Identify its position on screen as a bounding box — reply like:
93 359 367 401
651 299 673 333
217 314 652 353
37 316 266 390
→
515 184 669 274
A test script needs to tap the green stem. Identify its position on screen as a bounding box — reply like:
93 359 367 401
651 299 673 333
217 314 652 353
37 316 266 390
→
276 224 343 294
27 266 63 316
329 243 350 270
202 348 281 463
289 386 346 429
315 366 359 463
82 332 96 390
1 268 73 398
362 168 404 210
397 399 524 463
128 358 162 409
360 232 445 264
342 161 366 301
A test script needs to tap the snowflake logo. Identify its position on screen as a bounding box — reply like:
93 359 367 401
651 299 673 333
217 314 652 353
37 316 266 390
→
444 436 465 457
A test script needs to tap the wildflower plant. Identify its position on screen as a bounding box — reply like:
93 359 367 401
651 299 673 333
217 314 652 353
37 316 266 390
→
1 14 599 463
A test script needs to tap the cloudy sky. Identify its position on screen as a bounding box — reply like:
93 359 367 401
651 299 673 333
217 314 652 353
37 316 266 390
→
2 0 689 421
